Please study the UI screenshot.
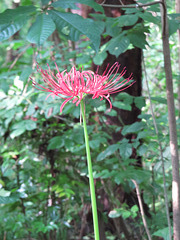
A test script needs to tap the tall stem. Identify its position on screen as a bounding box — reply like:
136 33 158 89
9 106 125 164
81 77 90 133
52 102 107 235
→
80 100 100 240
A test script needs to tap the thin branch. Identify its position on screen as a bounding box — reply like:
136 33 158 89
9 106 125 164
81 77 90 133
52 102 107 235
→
8 44 31 71
131 179 152 240
142 55 172 240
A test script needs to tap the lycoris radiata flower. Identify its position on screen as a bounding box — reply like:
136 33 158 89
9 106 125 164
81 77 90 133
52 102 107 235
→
32 62 135 112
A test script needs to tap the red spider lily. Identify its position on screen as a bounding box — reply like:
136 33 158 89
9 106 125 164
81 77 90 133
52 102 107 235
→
32 62 135 113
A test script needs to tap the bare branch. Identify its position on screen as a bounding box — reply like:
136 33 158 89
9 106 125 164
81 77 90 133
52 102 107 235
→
131 179 152 240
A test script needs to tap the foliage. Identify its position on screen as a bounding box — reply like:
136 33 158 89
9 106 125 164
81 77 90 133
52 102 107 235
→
0 0 179 239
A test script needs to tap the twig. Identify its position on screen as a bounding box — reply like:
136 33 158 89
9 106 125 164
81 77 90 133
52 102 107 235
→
8 44 31 71
142 55 172 240
131 179 152 240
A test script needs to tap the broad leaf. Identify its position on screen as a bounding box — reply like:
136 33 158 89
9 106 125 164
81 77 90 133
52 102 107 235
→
25 120 37 131
106 34 130 57
108 209 122 218
48 10 104 52
0 6 36 25
95 169 115 179
116 14 138 27
121 122 146 135
10 120 37 138
0 6 36 41
51 0 104 13
0 15 28 41
104 17 121 37
48 136 64 150
10 128 26 138
0 195 20 204
119 142 132 159
27 14 56 45
113 101 132 111
134 96 146 109
0 189 11 197
93 50 107 65
151 97 167 104
97 144 119 161
41 0 50 6
138 12 160 25
127 24 149 49
153 227 172 240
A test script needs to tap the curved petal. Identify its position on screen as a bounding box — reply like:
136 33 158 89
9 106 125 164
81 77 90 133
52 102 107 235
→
60 97 74 113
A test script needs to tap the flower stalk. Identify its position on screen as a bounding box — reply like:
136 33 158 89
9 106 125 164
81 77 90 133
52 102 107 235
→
80 99 100 240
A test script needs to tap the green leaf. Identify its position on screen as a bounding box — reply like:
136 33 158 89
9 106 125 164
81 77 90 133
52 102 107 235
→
113 101 132 111
119 142 132 159
89 139 101 149
10 120 37 138
122 211 131 219
27 13 56 45
116 14 138 27
106 34 130 57
104 17 121 37
95 169 115 179
0 6 36 25
153 227 172 240
10 128 26 139
114 172 126 184
168 13 180 35
97 144 119 161
25 120 37 131
138 12 160 25
127 31 147 49
48 136 64 150
0 15 28 42
151 96 167 104
127 24 149 49
41 0 50 6
129 168 151 183
48 10 104 52
0 6 36 41
93 50 107 65
0 189 11 197
137 145 148 155
51 0 104 13
131 205 138 213
134 96 146 109
121 122 146 135
116 92 134 105
108 209 122 218
109 207 132 219
106 109 117 117
20 67 33 81
0 195 20 204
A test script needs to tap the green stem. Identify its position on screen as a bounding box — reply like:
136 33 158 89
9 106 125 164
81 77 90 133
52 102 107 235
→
80 100 100 240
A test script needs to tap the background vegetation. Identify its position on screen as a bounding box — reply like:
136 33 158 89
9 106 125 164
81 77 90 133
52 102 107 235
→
0 0 179 239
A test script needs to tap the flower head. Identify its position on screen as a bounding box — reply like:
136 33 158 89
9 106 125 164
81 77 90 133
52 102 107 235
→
32 62 135 112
